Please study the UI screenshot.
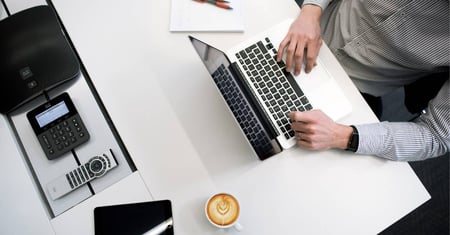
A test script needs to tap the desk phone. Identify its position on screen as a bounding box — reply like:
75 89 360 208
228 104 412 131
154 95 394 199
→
27 93 90 160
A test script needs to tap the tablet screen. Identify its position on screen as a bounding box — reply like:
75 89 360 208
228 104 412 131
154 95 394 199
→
94 200 174 235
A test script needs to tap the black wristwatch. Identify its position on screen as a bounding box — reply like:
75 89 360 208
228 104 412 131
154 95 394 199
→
346 125 359 152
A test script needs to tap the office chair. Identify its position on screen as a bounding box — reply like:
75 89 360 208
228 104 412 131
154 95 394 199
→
404 71 448 116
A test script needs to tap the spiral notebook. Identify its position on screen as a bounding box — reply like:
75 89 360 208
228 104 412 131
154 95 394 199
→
170 0 244 32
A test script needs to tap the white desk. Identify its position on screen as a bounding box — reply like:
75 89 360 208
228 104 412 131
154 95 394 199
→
1 0 430 234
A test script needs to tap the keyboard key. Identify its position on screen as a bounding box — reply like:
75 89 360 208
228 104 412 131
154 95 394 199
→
239 51 247 59
257 41 267 54
300 96 309 104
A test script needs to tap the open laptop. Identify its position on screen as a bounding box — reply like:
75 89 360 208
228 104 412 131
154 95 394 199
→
189 19 351 160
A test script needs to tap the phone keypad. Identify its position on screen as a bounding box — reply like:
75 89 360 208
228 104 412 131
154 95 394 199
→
38 114 90 160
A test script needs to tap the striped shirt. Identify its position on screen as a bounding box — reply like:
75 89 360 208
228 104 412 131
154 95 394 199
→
356 80 449 161
303 0 450 160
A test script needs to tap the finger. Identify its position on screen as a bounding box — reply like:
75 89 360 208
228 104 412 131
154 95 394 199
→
295 131 307 142
286 41 298 72
297 139 316 150
289 110 317 123
289 111 302 123
304 40 321 73
295 136 315 149
295 131 302 140
293 48 305 76
291 122 311 134
293 41 307 74
277 37 290 62
304 52 315 74
294 130 318 149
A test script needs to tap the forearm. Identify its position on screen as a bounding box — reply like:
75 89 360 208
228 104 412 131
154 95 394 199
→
355 122 449 161
356 81 449 161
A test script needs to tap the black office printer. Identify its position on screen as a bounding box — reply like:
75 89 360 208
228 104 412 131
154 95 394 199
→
0 5 80 114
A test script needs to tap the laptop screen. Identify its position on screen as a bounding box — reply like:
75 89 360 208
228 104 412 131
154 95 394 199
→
189 36 280 160
189 36 230 74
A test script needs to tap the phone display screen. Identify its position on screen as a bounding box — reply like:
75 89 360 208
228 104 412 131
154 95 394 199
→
35 101 69 128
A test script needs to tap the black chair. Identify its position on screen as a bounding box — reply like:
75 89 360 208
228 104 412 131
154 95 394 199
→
404 71 449 115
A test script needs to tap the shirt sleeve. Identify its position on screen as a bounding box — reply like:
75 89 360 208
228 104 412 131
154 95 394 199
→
354 80 450 161
302 0 333 10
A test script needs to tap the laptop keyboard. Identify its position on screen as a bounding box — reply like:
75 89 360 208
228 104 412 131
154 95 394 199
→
235 38 313 140
212 64 274 157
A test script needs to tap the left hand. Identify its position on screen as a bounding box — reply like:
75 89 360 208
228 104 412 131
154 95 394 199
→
277 5 323 75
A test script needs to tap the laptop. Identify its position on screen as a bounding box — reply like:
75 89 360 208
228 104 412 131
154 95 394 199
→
189 19 352 160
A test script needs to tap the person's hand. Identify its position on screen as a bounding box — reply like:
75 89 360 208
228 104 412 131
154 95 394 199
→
277 5 323 76
289 110 353 151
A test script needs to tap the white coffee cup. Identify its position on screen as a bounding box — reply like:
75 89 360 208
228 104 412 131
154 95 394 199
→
205 193 243 231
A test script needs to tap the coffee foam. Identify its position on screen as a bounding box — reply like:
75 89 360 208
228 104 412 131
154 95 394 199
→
206 193 240 226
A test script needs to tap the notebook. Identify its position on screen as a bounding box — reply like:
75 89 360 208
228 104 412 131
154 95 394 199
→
189 19 352 160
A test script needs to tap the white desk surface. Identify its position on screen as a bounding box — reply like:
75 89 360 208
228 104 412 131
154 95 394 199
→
1 0 430 234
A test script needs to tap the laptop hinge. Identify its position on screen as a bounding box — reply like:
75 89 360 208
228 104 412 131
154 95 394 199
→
229 62 279 139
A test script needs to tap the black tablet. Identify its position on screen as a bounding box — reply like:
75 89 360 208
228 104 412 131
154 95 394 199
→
94 200 174 235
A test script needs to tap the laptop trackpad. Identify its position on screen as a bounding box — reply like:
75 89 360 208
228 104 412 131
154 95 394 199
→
295 61 352 121
306 81 352 121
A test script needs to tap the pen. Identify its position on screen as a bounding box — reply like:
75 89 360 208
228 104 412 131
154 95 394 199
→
193 0 233 10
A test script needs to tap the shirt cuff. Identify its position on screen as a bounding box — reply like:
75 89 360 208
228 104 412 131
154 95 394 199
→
302 0 333 10
353 123 386 156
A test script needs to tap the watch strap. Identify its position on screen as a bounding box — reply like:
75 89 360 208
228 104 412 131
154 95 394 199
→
346 125 359 152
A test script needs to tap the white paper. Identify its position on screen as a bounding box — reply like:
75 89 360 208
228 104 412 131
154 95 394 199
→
170 0 244 32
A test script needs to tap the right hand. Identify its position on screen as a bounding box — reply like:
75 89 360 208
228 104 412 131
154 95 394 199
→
277 5 323 76
289 110 353 151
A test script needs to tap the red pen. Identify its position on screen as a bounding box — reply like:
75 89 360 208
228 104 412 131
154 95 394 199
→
193 0 233 10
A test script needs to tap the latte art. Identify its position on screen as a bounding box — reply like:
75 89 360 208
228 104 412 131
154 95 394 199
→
206 193 240 226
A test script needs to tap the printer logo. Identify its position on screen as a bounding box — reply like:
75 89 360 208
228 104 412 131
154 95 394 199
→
19 66 33 80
